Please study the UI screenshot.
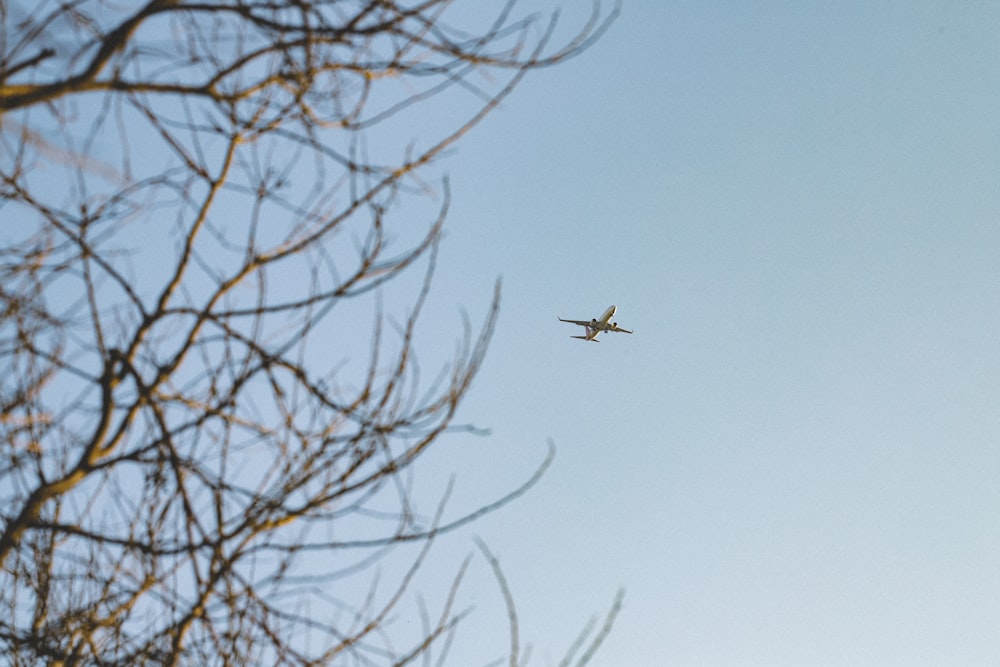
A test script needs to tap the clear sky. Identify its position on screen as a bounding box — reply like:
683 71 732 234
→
395 2 1000 665
9 2 997 665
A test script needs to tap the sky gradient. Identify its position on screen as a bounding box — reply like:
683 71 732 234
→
8 2 999 665
401 3 1000 665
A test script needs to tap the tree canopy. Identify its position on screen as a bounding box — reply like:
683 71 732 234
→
1 1 620 664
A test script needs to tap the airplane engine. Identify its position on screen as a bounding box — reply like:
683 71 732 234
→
612 321 618 329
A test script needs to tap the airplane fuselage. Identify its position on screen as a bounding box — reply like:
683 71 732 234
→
597 305 616 327
581 305 617 340
559 305 631 342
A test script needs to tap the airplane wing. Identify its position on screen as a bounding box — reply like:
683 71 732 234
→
558 317 592 327
609 326 633 334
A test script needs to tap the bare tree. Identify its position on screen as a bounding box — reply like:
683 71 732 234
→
1 1 621 665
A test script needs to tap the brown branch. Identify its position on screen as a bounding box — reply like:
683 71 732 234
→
0 0 182 111
1 1 620 662
2 47 55 79
476 538 521 667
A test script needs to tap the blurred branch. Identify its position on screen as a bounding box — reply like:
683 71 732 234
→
0 1 620 663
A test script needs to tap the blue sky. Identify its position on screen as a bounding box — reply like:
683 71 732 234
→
7 1 996 664
395 2 1000 665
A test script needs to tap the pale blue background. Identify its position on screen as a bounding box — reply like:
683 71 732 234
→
402 2 1000 665
11 1 997 664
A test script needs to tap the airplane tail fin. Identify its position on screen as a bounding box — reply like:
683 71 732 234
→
571 336 599 342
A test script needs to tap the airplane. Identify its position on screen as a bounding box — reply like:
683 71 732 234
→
558 305 633 342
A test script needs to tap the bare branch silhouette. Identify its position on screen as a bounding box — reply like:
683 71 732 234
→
2 1 621 664
477 538 625 667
